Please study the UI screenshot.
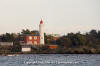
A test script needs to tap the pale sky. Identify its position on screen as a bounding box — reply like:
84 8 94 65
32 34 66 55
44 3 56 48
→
0 0 100 35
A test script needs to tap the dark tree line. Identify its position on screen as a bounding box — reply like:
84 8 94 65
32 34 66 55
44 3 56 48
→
56 30 100 53
0 29 39 42
0 29 100 54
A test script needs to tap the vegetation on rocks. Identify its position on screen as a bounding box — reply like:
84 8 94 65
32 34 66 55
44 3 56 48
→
0 29 100 54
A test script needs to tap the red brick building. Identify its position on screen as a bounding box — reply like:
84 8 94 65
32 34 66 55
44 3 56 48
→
24 35 40 45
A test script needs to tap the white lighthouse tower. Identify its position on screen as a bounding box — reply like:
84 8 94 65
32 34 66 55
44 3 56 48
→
39 19 45 45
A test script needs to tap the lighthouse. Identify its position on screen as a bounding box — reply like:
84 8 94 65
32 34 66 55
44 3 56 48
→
39 19 45 45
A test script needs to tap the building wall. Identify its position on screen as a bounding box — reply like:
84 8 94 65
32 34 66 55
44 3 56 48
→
25 36 40 45
48 45 58 49
0 42 13 46
22 47 31 52
39 21 45 45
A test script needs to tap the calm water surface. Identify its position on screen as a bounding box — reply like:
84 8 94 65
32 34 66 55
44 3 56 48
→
0 54 100 66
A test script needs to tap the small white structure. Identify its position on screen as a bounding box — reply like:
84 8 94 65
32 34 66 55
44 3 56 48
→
22 46 31 52
0 42 13 46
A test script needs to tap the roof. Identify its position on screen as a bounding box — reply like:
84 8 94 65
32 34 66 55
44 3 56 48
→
24 34 40 36
40 19 43 24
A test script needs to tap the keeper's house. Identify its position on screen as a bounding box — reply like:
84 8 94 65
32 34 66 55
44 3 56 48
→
24 34 40 45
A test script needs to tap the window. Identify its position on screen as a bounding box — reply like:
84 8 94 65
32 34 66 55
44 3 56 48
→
34 41 37 45
34 36 37 40
29 36 32 40
27 41 32 45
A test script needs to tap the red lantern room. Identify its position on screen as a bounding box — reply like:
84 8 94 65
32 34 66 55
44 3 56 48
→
40 19 43 24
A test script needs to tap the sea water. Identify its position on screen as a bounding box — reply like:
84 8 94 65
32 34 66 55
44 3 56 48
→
0 54 100 66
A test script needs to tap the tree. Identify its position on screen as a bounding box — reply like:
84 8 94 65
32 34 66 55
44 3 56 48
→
89 30 98 37
21 29 31 35
2 33 15 42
